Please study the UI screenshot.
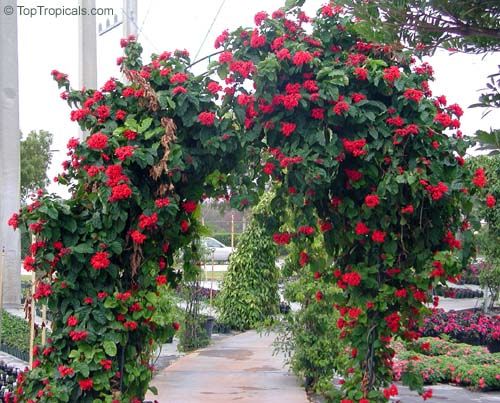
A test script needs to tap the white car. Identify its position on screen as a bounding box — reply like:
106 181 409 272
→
201 237 234 262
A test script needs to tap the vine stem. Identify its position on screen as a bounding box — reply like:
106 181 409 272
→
187 50 225 69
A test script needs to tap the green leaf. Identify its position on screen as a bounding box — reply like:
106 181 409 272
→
72 243 94 254
139 117 153 133
103 340 117 357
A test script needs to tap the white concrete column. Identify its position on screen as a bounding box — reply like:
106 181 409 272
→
0 0 21 308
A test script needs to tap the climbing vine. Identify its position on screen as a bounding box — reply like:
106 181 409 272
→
7 1 493 402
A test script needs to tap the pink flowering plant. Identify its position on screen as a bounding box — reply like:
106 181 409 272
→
7 0 495 401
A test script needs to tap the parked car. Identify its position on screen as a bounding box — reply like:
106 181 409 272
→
201 237 233 262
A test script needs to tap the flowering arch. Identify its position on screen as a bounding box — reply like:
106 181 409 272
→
9 2 491 402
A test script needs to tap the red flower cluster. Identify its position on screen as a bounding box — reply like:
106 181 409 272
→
281 122 297 137
385 312 400 333
342 138 366 157
297 225 314 236
109 184 132 202
182 200 197 214
7 213 19 229
272 232 292 245
79 378 93 391
87 133 108 150
292 51 313 66
472 168 487 188
342 271 361 287
90 251 110 270
486 194 496 208
403 88 424 103
371 230 386 243
67 316 78 326
333 101 350 115
198 111 216 126
364 194 380 208
69 330 88 341
58 365 74 377
425 181 449 200
383 66 401 82
115 146 135 161
131 230 146 244
138 213 158 229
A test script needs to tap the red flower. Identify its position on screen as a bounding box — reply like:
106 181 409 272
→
383 66 401 83
351 92 366 103
292 51 313 66
430 261 445 278
83 297 93 305
280 122 297 137
354 67 368 80
91 251 110 270
182 200 197 214
198 111 216 126
98 291 108 299
180 220 190 233
385 313 401 333
371 230 386 243
219 51 233 63
138 213 158 229
124 321 138 331
342 272 361 287
401 205 414 214
333 101 349 115
383 384 399 398
311 108 324 119
123 129 137 140
115 110 127 120
23 255 36 272
95 105 111 120
69 330 88 341
250 29 266 48
131 230 146 244
434 112 452 127
172 322 181 331
115 146 135 161
426 182 448 200
67 316 78 327
263 162 275 175
355 222 370 236
109 184 132 202
320 221 333 232
276 48 291 61
486 194 496 208
403 88 424 103
315 290 323 302
172 86 187 95
342 138 366 157
7 213 19 229
87 133 108 150
79 378 93 391
395 289 407 298
100 359 112 371
364 194 380 208
254 11 268 26
297 225 314 236
156 275 167 286
170 73 188 84
422 388 433 400
207 81 222 94
299 251 309 267
272 232 292 245
472 168 487 188
348 307 362 319
155 197 170 208
58 365 74 377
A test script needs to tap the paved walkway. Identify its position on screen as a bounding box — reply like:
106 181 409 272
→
146 331 308 403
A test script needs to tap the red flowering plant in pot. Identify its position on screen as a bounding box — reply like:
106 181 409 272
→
212 1 490 401
8 39 250 402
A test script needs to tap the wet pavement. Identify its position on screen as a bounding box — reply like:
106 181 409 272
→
396 383 500 402
146 331 308 403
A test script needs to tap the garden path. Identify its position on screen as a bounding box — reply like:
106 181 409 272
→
146 330 308 403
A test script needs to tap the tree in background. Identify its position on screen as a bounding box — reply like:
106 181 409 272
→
216 192 280 330
338 0 500 150
21 130 53 202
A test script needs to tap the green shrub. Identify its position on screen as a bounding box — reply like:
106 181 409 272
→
1 310 43 361
216 193 280 330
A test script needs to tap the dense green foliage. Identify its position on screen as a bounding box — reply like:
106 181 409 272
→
217 193 280 330
275 238 344 401
1 310 38 358
20 130 53 202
